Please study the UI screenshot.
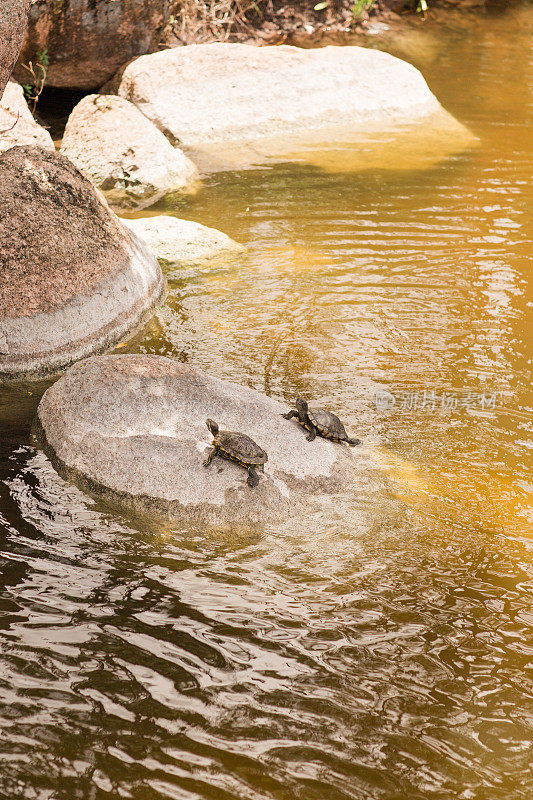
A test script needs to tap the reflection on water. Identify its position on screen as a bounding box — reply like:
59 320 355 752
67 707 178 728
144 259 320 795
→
1 5 532 799
186 110 477 174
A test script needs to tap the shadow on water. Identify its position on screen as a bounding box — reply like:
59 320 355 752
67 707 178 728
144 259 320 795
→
0 4 532 799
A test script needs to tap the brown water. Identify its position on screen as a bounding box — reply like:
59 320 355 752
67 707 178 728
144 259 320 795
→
1 5 532 799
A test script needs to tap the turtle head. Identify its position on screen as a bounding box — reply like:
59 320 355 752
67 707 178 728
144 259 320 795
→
206 419 219 436
295 398 308 415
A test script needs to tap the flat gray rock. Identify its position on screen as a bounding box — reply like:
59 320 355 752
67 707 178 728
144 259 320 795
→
122 216 244 270
0 147 166 381
36 354 378 525
0 81 54 154
117 42 475 172
60 95 198 210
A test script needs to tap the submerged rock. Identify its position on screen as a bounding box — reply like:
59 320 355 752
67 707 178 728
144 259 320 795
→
0 81 54 154
0 146 166 381
117 42 475 171
35 354 373 525
14 0 174 90
0 0 30 97
60 95 198 210
123 216 244 270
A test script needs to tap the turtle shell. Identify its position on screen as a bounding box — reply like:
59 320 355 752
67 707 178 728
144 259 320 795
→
215 431 268 466
307 408 348 440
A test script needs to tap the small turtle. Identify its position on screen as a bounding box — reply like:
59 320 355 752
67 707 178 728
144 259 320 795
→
282 398 361 446
203 419 268 487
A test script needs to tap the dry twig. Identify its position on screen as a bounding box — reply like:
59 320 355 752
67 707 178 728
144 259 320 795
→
21 60 47 115
0 112 20 135
173 0 267 44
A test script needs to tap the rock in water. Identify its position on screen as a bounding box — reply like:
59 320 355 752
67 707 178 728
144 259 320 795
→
0 0 30 97
117 43 475 172
15 0 174 90
122 216 244 270
60 95 198 210
35 355 372 525
0 81 54 154
0 146 166 381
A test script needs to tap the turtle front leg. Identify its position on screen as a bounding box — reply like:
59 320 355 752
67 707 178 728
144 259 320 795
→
203 447 216 467
306 425 316 442
281 409 298 420
247 467 260 487
348 437 361 447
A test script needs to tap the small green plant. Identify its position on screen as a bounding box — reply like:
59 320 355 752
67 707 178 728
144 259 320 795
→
416 0 428 14
21 48 48 116
38 48 49 71
352 0 374 22
313 2 329 10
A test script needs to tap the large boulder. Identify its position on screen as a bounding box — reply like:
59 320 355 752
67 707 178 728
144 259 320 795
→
0 0 30 96
35 355 376 526
0 146 166 381
14 0 174 90
123 216 244 271
0 81 54 154
60 95 199 210
117 43 475 172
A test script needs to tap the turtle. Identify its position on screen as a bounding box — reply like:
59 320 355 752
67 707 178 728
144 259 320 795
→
282 398 361 446
203 419 268 487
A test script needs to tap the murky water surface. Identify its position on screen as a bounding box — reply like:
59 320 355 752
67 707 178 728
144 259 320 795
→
1 6 532 799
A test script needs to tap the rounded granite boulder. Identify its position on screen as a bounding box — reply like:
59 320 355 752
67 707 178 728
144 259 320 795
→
60 95 199 210
0 81 55 154
0 146 166 381
15 0 174 90
117 42 475 172
35 354 379 526
0 0 30 97
122 216 244 271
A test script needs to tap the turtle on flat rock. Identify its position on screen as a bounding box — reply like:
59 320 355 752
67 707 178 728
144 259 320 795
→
203 419 268 487
282 398 361 446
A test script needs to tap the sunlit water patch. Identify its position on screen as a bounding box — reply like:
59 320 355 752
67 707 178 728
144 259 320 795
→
1 5 532 799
